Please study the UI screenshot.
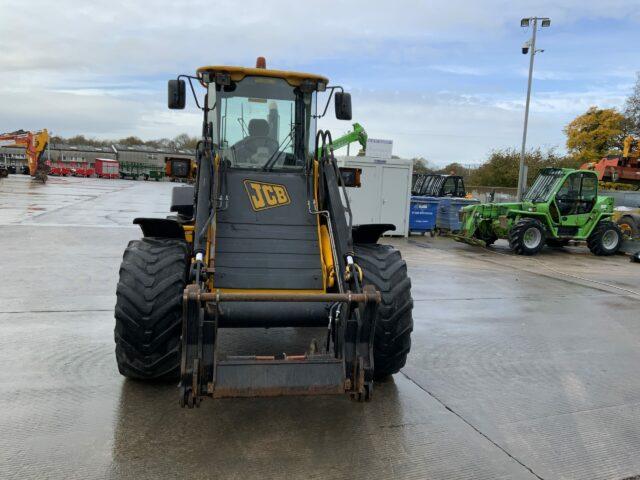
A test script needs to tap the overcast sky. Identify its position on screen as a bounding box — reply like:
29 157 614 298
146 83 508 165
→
1 0 638 165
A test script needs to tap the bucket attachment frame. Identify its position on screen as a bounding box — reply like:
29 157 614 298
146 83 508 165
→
178 287 380 407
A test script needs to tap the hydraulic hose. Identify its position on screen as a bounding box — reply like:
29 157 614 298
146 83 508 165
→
193 144 212 257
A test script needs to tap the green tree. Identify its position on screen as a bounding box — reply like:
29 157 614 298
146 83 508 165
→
624 72 640 136
564 107 627 164
173 133 199 150
468 148 573 187
438 162 466 175
63 135 111 147
118 136 145 146
411 157 433 174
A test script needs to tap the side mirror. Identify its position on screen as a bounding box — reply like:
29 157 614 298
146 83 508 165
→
168 79 186 109
335 92 352 120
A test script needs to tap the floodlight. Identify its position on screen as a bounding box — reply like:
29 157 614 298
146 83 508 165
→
521 18 530 27
541 18 551 27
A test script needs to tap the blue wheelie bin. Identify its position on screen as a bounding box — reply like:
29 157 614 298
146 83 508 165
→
436 197 480 233
409 196 440 235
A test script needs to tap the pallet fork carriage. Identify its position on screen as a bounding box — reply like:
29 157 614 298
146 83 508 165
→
180 286 380 406
114 58 413 407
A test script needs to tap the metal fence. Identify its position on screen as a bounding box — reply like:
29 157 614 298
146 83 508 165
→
467 186 518 203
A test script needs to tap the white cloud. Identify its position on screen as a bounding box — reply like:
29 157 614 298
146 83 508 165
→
0 0 638 164
431 65 490 76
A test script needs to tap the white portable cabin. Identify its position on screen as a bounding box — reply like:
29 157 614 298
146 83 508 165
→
336 155 413 237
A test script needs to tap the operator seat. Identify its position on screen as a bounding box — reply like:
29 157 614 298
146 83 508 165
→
233 119 278 166
248 118 269 137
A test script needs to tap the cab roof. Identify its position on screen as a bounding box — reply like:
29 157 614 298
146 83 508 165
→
196 65 329 88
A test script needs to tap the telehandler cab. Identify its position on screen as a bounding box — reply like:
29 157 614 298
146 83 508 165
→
460 168 622 256
114 58 413 407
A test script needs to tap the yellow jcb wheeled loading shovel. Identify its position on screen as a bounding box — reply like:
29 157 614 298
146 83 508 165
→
113 58 413 406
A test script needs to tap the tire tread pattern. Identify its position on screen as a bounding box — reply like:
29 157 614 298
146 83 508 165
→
354 243 414 379
587 220 622 256
508 218 546 255
114 237 189 380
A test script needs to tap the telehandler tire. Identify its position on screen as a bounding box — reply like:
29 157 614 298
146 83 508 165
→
354 243 413 379
114 237 189 380
509 218 546 255
587 221 622 256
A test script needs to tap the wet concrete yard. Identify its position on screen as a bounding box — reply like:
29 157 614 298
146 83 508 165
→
1 175 640 479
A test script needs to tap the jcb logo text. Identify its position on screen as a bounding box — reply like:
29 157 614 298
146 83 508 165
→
244 180 291 211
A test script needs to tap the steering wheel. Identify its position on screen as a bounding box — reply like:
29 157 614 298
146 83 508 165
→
231 136 279 166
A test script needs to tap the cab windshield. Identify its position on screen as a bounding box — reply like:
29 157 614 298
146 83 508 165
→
213 77 316 170
523 169 565 203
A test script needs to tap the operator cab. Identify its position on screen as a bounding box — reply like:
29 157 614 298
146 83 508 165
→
412 173 466 197
554 171 597 216
169 59 351 171
523 168 599 226
214 76 311 170
168 60 350 172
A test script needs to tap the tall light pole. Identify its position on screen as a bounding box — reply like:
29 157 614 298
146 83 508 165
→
516 16 551 200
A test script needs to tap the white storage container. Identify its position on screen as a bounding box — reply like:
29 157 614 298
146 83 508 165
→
337 156 413 237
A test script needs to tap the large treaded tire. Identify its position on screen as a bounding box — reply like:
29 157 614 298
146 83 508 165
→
587 220 622 256
354 243 413 379
508 218 546 255
114 237 189 380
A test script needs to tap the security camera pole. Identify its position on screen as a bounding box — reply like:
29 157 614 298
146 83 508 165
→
517 16 550 201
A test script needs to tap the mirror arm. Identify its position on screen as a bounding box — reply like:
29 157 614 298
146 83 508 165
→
177 74 205 111
314 85 343 119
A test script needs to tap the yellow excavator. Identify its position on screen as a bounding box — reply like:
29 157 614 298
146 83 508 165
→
0 129 50 182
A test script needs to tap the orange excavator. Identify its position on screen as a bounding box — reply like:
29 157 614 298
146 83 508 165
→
0 129 50 182
581 135 640 188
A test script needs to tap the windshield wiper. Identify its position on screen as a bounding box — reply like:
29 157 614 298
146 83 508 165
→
263 126 294 171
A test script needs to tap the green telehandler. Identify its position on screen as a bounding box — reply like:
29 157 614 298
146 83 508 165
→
460 168 623 256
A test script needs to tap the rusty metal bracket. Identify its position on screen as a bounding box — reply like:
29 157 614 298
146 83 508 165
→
179 284 216 408
198 290 380 304
179 285 201 407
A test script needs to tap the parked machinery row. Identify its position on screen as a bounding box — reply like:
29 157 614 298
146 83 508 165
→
46 158 168 181
21 158 189 182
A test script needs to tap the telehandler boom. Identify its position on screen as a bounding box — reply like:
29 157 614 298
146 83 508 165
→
316 122 367 157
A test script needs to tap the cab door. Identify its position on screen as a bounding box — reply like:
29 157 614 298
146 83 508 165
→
552 172 597 233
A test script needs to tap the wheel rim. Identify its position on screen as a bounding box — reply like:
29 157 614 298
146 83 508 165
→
602 229 619 250
523 227 542 249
